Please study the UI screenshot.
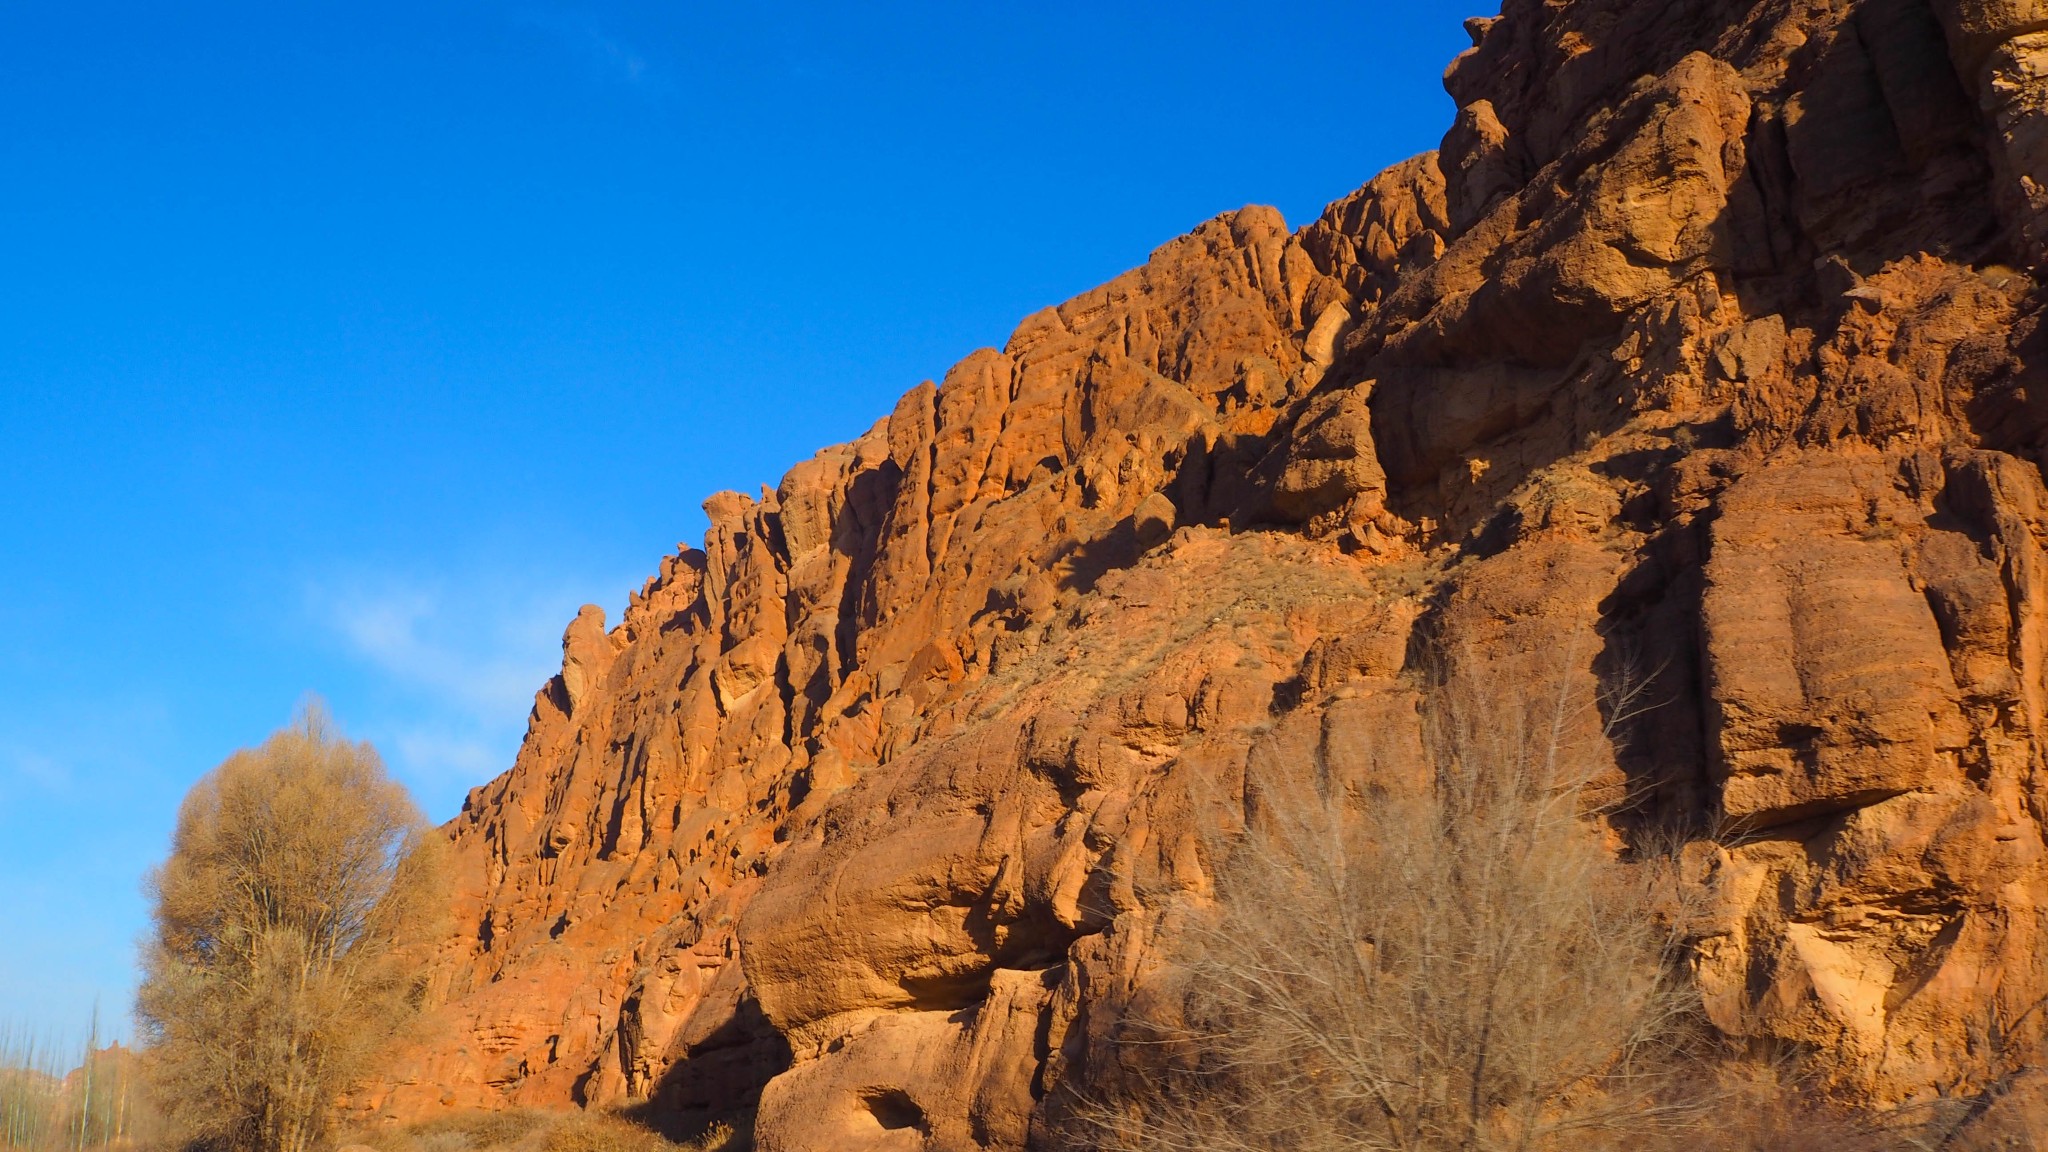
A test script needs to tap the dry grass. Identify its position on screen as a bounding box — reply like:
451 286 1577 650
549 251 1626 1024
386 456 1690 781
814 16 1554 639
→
340 1109 739 1152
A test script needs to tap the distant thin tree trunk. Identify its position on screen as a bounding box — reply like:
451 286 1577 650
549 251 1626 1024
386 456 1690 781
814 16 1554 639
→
72 1011 93 1152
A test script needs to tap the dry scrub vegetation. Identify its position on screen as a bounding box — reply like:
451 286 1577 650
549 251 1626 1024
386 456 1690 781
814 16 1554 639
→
110 688 2048 1152
1063 660 2035 1152
333 1108 737 1152
120 708 727 1152
137 708 444 1152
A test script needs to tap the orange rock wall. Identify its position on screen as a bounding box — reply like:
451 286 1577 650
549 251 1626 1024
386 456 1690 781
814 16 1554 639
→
362 0 2048 1145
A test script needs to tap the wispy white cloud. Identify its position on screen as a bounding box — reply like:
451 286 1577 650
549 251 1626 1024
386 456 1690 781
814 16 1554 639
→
0 745 70 796
516 7 659 89
587 28 650 85
0 696 171 806
390 728 505 783
304 569 629 810
317 579 553 717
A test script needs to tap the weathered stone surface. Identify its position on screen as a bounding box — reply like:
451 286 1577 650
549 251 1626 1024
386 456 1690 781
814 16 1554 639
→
360 0 2048 1142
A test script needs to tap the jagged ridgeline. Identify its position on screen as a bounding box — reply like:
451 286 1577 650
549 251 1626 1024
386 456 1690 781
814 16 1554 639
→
355 0 2048 1146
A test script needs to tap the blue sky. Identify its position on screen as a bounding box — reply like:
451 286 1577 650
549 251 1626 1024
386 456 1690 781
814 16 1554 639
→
0 1 1473 1042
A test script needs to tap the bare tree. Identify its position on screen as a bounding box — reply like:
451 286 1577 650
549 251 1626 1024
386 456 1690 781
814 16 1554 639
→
1071 657 1713 1152
138 705 443 1152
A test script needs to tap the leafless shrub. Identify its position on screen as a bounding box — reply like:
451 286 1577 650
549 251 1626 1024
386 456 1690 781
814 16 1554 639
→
1070 653 1717 1151
137 705 444 1152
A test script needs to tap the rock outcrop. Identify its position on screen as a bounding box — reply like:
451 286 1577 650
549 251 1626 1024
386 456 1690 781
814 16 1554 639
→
360 0 2048 1145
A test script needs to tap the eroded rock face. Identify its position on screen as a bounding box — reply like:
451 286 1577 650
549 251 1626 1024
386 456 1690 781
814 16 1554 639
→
362 0 2048 1143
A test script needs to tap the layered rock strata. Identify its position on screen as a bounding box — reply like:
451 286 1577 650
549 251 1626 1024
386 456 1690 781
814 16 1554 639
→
362 0 2048 1145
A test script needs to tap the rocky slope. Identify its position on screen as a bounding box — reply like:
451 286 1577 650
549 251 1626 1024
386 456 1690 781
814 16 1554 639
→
358 0 2048 1146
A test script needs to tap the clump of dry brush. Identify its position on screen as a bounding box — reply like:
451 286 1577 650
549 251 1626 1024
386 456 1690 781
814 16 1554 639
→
1064 654 1974 1152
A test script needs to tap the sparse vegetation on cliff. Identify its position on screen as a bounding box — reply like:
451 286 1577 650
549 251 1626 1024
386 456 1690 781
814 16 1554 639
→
1066 665 1716 1151
1062 655 2048 1151
137 708 443 1152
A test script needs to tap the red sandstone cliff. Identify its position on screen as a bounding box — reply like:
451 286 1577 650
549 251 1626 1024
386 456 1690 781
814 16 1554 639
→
360 0 2048 1146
